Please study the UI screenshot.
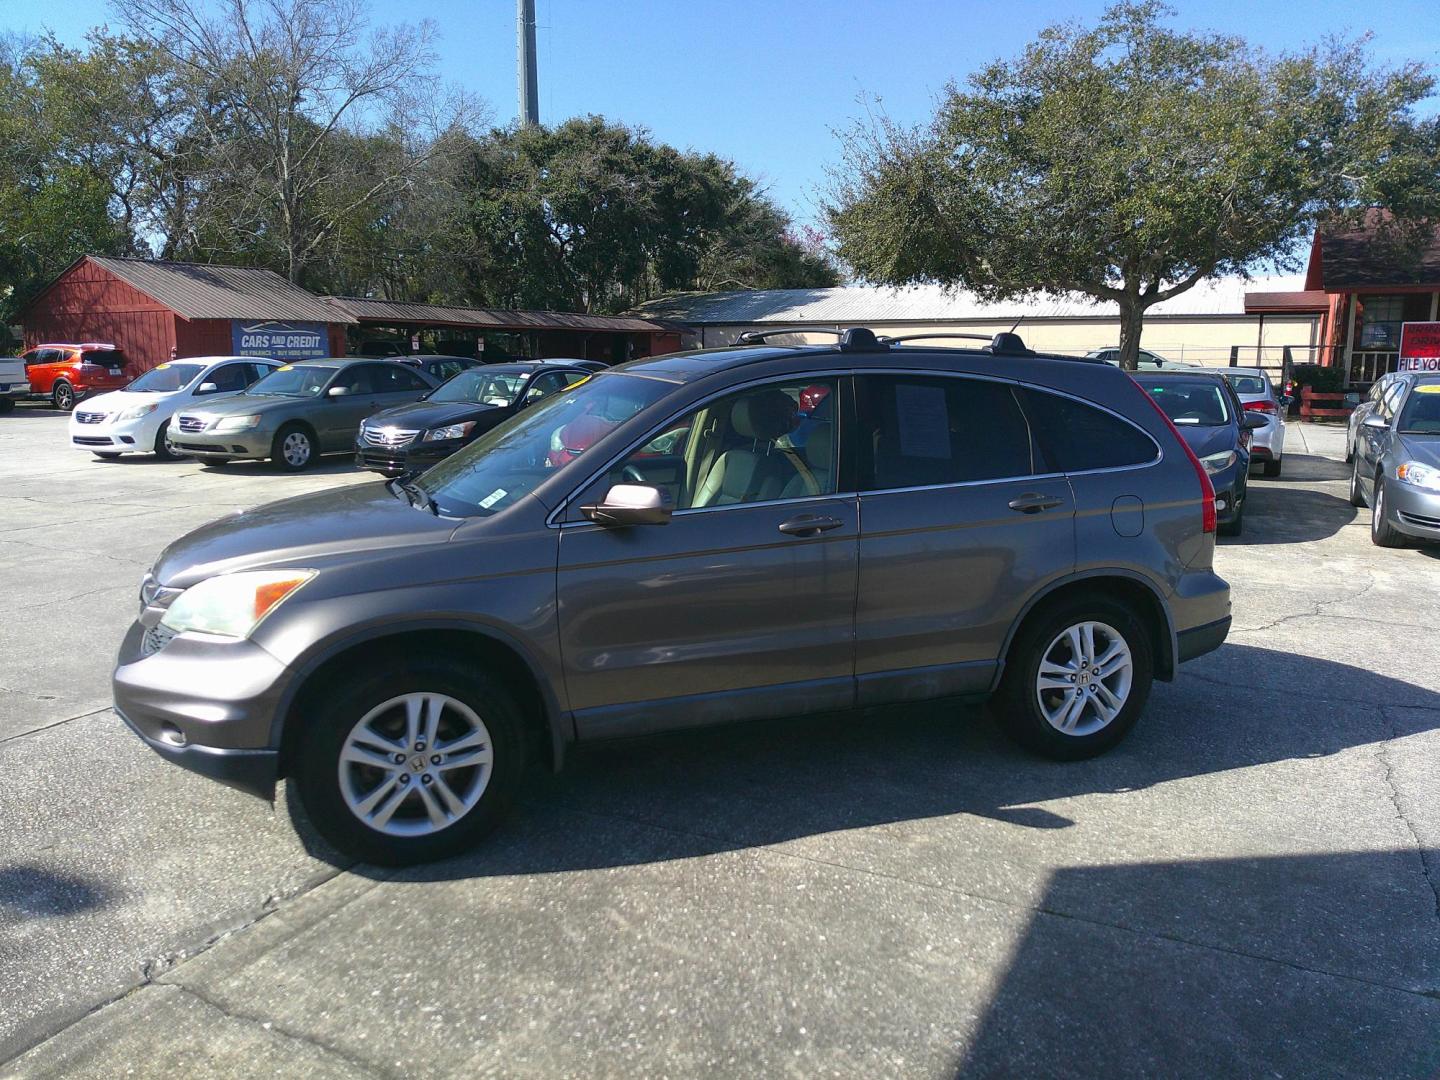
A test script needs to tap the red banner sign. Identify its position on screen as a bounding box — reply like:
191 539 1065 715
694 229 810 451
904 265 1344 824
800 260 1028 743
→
1398 322 1440 371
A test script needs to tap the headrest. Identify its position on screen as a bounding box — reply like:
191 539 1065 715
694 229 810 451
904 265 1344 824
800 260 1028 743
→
732 390 798 441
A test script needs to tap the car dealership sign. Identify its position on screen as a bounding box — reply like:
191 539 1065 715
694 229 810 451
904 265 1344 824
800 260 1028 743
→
1397 322 1440 372
231 320 329 360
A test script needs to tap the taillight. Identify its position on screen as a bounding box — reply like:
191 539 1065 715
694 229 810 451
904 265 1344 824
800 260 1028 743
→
1243 399 1277 414
1131 377 1217 534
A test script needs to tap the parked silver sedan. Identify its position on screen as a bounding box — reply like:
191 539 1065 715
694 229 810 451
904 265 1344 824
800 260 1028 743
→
1221 368 1287 478
1346 371 1406 464
1349 373 1440 547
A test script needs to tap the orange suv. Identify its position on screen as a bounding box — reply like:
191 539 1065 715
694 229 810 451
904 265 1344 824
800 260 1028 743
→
21 343 133 410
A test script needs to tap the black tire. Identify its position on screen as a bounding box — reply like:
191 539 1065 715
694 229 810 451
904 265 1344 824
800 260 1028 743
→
1218 501 1243 537
1371 477 1405 548
0 398 14 414
1344 439 1354 464
291 658 528 865
1349 454 1367 508
991 594 1154 761
1263 457 1282 478
93 452 123 460
271 422 316 471
152 419 180 461
52 381 75 411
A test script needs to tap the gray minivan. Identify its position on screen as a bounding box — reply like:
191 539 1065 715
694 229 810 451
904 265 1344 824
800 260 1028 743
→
115 330 1231 864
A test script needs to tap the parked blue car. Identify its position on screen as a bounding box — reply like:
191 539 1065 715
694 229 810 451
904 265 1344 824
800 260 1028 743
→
1134 371 1264 536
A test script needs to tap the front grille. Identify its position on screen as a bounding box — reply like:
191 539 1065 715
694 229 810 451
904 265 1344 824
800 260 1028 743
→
141 622 177 657
73 436 114 446
75 411 107 424
361 425 419 448
177 415 206 434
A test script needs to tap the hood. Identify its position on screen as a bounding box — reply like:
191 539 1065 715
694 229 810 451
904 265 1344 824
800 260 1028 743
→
152 483 459 587
73 390 142 414
1395 434 1440 470
368 399 503 430
180 392 307 420
1172 423 1235 459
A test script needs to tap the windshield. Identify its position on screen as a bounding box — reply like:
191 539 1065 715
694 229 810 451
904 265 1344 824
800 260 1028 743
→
417 373 670 516
429 369 528 406
246 365 333 397
1136 379 1231 426
1397 386 1440 434
125 363 205 392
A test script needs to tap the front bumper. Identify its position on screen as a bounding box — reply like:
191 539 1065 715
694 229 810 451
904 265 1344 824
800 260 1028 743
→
114 619 291 799
68 413 164 452
1386 481 1440 540
354 438 461 476
169 428 274 460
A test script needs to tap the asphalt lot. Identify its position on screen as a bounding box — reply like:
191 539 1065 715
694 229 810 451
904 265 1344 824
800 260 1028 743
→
2 408 1438 1078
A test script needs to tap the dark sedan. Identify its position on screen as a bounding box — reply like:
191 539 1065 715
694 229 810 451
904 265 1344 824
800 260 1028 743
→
1134 371 1265 536
355 360 596 477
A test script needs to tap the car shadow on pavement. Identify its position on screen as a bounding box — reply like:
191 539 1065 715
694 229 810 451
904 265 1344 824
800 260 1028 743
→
289 643 1438 883
951 848 1440 1079
1225 452 1357 545
0 865 114 919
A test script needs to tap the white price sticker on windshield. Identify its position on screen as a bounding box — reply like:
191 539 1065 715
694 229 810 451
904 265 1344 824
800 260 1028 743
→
478 488 508 509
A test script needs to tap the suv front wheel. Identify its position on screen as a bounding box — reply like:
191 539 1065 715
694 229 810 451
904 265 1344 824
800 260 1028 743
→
993 596 1154 760
292 659 527 865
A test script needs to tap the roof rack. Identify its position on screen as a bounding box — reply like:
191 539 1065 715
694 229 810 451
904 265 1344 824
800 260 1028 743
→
878 331 1036 357
733 328 844 344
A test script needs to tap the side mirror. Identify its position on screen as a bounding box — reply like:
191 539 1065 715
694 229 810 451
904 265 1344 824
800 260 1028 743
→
1242 413 1268 431
327 385 351 397
1362 414 1389 430
195 381 219 395
580 484 671 527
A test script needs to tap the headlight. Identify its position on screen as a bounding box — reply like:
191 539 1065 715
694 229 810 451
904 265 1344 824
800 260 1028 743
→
424 421 476 442
214 414 262 433
160 570 315 639
117 403 159 421
1396 461 1440 492
1200 450 1237 475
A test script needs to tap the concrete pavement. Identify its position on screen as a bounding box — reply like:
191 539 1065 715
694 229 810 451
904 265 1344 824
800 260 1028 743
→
3 411 1438 1078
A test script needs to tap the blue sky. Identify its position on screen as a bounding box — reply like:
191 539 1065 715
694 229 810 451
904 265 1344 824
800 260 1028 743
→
5 0 1438 229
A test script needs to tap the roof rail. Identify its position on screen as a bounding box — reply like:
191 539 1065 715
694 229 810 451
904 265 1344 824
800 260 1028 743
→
877 331 1035 357
733 327 844 344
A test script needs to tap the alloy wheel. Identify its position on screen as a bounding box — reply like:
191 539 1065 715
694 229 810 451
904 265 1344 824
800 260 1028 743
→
1034 621 1134 737
337 692 494 837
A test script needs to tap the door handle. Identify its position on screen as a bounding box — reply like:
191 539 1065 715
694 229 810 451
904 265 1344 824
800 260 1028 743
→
778 514 844 537
1007 493 1064 514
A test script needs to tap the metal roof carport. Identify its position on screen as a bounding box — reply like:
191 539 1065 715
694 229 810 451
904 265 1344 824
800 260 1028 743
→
324 296 685 363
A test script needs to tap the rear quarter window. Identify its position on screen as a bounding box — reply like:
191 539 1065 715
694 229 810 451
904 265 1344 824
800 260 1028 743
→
1020 388 1159 472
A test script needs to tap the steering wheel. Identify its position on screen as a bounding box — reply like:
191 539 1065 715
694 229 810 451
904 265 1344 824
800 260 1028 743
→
622 464 647 484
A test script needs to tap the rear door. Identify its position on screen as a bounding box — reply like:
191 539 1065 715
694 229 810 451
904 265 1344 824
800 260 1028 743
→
852 373 1075 704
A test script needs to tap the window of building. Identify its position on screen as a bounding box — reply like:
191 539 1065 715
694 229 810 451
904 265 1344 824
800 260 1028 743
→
1358 296 1406 349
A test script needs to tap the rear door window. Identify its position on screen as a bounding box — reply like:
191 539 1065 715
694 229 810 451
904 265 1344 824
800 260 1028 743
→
855 375 1038 490
1020 389 1159 473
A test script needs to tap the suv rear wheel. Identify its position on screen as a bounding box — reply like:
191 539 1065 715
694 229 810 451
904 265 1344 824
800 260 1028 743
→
52 381 75 411
292 659 527 865
993 596 1153 760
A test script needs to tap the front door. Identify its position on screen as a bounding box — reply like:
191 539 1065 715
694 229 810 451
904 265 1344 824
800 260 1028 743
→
557 376 857 739
851 373 1077 704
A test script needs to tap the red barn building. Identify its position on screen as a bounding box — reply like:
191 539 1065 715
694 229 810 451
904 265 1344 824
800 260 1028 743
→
21 256 352 374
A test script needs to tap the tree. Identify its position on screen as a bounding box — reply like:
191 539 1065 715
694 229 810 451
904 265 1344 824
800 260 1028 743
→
116 0 483 283
452 117 838 313
826 2 1437 369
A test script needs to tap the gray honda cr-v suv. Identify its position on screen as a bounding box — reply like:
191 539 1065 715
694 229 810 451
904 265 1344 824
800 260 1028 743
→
115 329 1230 864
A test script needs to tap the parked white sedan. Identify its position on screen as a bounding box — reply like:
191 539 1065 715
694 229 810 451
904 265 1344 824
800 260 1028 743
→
69 356 280 459
1222 367 1287 478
